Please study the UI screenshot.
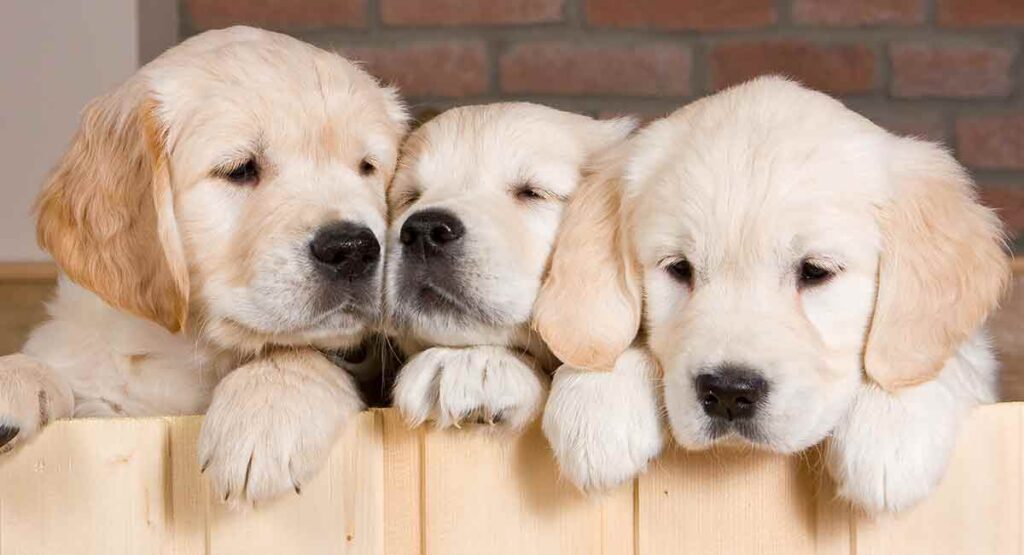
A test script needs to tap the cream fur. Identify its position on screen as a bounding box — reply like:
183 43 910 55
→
0 27 407 505
385 103 635 431
543 76 1010 512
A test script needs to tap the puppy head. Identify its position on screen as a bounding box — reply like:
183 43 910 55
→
36 27 408 352
385 103 634 348
622 77 1008 452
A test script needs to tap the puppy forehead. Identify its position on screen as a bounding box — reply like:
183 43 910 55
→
408 104 588 192
631 79 889 264
148 32 400 159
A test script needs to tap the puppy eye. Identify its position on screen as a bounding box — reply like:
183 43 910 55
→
359 158 377 177
799 260 836 288
666 258 694 285
513 184 546 202
220 158 260 186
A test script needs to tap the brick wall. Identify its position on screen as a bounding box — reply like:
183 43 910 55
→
182 0 1024 249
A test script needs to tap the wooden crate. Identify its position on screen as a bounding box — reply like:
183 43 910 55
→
0 405 1020 555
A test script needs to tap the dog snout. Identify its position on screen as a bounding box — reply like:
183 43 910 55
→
400 209 465 256
696 366 769 421
309 221 380 280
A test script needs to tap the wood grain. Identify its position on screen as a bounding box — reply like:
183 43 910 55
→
0 406 1020 554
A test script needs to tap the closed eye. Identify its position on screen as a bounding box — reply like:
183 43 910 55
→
798 258 842 289
512 181 562 203
663 257 694 286
214 157 260 187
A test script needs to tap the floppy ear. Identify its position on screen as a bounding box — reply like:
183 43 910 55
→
35 82 190 333
533 135 643 371
865 138 1010 391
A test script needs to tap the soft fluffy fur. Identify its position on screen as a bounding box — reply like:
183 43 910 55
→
0 27 407 503
540 77 1010 512
385 103 635 430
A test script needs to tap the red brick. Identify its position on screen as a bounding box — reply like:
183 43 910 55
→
793 0 924 26
500 42 691 97
710 41 877 95
956 115 1024 170
344 42 488 98
586 0 776 30
185 0 366 30
938 0 1024 27
890 43 1016 98
381 0 564 26
979 185 1024 237
866 112 948 143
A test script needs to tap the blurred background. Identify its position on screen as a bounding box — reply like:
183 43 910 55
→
1 0 1021 393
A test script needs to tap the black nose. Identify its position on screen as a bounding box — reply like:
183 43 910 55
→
695 367 769 421
309 222 380 279
400 209 465 255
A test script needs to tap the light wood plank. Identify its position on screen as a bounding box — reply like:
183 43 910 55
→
638 445 849 555
0 405 1020 554
202 411 384 555
166 416 209 555
382 409 422 555
853 403 1024 554
420 422 634 555
0 418 172 554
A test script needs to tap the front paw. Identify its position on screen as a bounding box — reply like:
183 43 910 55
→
826 383 959 513
198 350 364 505
0 354 73 454
543 348 664 491
393 346 547 431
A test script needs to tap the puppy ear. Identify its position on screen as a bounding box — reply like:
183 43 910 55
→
533 146 643 371
577 116 638 156
865 138 1010 390
35 83 190 333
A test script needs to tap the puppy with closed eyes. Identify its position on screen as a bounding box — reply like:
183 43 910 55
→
385 103 635 431
539 76 1010 512
0 27 408 503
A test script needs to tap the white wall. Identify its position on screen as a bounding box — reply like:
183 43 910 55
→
0 1 177 261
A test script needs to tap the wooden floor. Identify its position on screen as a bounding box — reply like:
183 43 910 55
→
2 263 1023 399
0 406 1021 555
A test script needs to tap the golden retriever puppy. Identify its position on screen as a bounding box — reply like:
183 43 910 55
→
0 27 407 503
538 76 1010 512
385 104 635 431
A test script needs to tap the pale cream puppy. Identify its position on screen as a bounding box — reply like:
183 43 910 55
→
385 103 635 431
0 27 407 504
538 76 1010 512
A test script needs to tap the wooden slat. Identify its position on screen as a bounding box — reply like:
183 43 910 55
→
199 411 385 555
419 421 634 555
382 410 422 555
852 403 1023 554
0 406 1021 554
638 445 851 555
0 418 172 554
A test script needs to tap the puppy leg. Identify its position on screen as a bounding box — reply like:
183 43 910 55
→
198 349 363 505
542 348 664 491
827 335 996 513
0 354 74 454
394 346 547 432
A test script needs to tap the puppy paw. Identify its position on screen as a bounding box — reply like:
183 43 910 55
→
394 346 547 432
543 348 664 491
0 354 73 454
198 350 363 505
826 382 959 513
